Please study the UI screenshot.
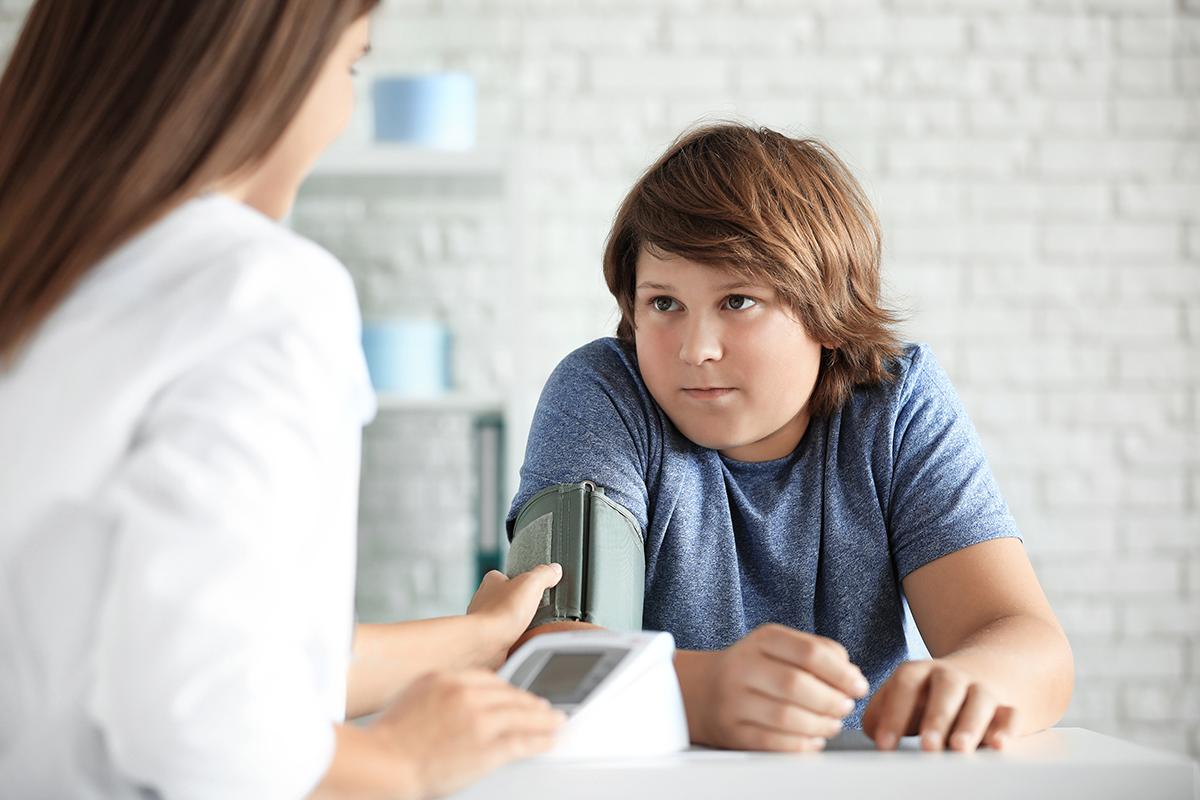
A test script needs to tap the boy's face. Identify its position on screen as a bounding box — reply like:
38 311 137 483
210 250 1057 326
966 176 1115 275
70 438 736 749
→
632 249 824 462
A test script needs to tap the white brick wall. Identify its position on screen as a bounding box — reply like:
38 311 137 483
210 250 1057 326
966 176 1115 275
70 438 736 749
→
356 411 479 621
2 0 1197 759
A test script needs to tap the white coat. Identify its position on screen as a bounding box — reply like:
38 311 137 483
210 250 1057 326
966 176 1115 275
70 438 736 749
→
0 193 376 799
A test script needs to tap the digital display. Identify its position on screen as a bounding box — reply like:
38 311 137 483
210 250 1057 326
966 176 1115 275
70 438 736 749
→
526 652 606 704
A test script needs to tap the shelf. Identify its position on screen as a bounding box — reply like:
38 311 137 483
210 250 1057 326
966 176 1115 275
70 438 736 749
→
311 145 507 178
374 392 503 414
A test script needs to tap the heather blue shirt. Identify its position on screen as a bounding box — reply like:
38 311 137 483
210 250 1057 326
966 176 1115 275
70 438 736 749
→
508 338 1021 726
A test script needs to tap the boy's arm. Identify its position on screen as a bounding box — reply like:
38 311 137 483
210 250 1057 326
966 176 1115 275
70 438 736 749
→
862 537 1074 751
862 347 1071 751
508 620 603 653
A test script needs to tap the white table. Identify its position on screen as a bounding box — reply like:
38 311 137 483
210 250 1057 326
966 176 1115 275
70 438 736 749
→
453 728 1199 799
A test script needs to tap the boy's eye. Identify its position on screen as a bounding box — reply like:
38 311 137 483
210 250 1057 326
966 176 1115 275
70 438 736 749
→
652 297 678 312
725 295 757 311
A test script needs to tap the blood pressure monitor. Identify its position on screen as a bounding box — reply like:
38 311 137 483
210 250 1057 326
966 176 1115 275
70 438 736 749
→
498 630 690 759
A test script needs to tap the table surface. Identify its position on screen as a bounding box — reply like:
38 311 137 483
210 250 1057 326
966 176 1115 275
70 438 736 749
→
452 728 1199 800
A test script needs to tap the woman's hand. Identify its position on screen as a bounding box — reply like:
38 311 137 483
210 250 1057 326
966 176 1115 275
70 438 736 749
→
466 564 562 668
369 669 565 798
680 624 869 751
861 659 1018 752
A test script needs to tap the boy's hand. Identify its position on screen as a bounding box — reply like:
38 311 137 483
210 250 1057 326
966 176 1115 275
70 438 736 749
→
370 669 565 797
683 624 868 751
466 564 562 668
862 659 1017 752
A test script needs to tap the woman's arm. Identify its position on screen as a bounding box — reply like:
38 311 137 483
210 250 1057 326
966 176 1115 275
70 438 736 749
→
310 725 415 799
346 564 562 718
347 619 499 720
315 670 565 799
862 537 1074 751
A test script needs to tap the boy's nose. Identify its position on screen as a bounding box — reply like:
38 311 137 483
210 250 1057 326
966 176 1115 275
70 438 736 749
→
678 317 723 366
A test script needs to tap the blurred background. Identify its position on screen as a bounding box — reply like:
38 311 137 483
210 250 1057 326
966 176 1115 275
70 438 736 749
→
2 0 1197 759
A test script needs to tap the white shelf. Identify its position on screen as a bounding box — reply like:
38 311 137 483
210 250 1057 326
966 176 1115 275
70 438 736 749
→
311 145 507 177
374 392 502 414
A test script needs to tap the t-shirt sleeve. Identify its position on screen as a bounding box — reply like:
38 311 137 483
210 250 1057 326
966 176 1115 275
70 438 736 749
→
886 345 1022 581
507 341 655 537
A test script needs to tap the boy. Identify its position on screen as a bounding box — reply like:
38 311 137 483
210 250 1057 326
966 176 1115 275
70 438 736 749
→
507 124 1073 753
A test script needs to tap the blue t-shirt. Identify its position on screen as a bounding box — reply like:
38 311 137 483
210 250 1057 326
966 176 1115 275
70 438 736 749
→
507 338 1021 726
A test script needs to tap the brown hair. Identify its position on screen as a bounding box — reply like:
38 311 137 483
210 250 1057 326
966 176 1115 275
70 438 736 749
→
0 0 379 361
603 123 904 418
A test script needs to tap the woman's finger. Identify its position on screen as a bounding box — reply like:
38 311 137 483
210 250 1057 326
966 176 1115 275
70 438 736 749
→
494 732 559 760
467 732 560 782
474 704 568 741
426 669 553 704
514 562 563 588
453 676 569 711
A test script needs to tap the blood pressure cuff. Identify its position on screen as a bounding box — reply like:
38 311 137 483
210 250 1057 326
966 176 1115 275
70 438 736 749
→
505 481 645 632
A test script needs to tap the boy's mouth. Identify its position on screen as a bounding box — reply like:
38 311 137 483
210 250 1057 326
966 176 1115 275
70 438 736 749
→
682 387 735 399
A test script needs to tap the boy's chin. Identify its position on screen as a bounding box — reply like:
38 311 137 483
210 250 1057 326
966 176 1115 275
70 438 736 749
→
671 422 750 454
676 422 800 461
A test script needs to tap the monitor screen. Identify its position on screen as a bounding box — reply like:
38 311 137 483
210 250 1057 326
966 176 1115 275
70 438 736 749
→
526 652 606 704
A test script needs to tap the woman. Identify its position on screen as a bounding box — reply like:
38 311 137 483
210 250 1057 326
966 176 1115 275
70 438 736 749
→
0 2 562 798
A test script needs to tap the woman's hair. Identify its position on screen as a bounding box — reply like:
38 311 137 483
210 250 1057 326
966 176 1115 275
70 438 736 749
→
602 123 904 419
0 0 379 360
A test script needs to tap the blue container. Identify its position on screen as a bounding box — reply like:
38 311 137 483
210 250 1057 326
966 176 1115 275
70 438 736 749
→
361 319 451 396
372 73 477 149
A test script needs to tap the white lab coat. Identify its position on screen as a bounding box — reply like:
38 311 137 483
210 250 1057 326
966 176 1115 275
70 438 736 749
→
0 193 376 799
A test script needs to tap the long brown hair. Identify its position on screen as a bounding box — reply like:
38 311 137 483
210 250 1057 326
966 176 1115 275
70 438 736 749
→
0 0 379 361
603 123 904 418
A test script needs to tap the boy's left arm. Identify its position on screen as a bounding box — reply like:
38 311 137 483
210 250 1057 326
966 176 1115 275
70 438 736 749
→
861 537 1074 752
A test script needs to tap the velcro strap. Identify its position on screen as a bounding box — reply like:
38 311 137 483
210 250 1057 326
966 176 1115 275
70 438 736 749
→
506 481 644 631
